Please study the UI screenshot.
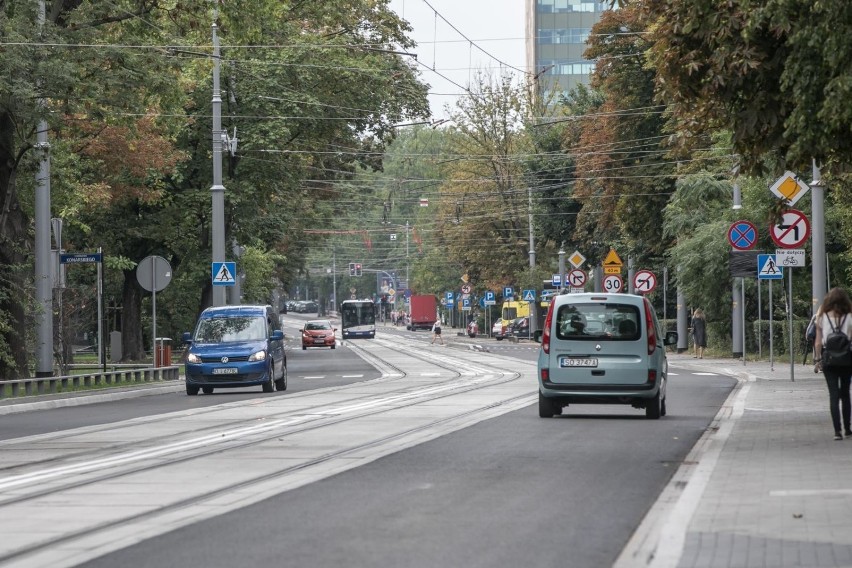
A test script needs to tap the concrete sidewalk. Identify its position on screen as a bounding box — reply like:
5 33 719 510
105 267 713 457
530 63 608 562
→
618 352 852 568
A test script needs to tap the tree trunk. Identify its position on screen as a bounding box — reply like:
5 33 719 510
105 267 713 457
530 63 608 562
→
120 269 146 362
0 111 32 380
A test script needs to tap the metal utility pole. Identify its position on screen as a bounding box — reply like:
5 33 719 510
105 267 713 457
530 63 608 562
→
528 187 538 333
811 160 827 313
406 221 410 291
558 245 566 291
677 266 688 353
35 0 53 377
210 18 227 307
732 176 743 358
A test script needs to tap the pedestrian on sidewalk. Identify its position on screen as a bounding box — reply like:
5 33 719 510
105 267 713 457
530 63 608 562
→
804 306 823 365
691 309 707 359
814 287 852 441
430 320 444 345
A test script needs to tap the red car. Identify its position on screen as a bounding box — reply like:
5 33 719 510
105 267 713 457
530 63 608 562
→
302 320 337 350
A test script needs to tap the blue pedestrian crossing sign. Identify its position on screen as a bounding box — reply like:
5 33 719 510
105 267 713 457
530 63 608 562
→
522 289 536 302
212 262 237 286
757 254 783 280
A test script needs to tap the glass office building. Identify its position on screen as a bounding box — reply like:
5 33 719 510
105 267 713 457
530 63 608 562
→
525 0 610 101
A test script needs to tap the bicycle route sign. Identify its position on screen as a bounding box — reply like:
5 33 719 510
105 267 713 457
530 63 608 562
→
770 209 810 249
728 220 758 250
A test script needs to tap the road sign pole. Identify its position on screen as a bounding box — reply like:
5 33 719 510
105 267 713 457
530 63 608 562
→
98 248 104 371
152 256 157 368
788 269 794 382
741 278 746 366
811 161 827 315
769 280 774 371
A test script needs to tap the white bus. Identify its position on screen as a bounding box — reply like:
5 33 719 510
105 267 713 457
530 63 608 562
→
340 300 376 339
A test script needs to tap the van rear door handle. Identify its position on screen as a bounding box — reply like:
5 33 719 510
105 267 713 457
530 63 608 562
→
591 370 605 376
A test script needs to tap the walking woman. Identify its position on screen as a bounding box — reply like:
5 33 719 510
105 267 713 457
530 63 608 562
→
692 309 707 359
814 287 852 441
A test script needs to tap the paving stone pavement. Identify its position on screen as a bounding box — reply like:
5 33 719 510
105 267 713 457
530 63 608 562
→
628 352 852 568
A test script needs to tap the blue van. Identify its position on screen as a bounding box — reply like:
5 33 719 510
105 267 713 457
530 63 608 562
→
182 305 287 395
537 293 677 419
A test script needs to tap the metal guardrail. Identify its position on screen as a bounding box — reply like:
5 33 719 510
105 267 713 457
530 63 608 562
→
0 366 181 400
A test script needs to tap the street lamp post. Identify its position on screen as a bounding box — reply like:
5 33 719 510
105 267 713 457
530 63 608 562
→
210 19 226 307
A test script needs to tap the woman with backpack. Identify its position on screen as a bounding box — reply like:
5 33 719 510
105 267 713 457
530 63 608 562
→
814 287 852 440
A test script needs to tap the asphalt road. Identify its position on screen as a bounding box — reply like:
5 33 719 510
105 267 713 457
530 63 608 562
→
27 332 734 568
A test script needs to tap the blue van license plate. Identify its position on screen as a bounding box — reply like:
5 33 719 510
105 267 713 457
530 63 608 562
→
560 357 598 368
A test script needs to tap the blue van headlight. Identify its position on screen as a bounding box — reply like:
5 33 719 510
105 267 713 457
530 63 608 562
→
187 353 201 364
248 350 267 362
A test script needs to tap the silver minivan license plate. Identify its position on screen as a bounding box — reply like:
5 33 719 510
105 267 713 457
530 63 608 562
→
560 357 598 368
212 368 238 375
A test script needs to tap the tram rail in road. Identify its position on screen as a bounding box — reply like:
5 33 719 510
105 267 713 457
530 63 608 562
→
0 338 536 568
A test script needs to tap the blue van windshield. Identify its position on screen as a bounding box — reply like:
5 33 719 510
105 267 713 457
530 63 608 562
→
195 316 267 343
555 303 640 341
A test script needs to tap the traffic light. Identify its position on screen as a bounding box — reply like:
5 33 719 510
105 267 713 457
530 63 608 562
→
355 263 362 277
348 262 356 276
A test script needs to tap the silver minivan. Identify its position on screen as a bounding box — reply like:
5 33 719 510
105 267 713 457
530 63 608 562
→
537 292 677 419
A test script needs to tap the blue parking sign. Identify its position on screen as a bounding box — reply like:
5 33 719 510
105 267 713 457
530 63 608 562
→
445 291 454 305
503 286 514 299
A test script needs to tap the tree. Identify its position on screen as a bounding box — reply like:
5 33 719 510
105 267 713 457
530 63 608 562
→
638 0 852 174
0 0 431 375
439 72 534 287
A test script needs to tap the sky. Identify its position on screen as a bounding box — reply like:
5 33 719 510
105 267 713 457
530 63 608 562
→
388 0 527 122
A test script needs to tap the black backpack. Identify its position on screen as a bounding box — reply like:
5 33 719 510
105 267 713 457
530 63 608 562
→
823 314 852 368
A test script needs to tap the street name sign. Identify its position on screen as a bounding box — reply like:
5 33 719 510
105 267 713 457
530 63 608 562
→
61 252 102 264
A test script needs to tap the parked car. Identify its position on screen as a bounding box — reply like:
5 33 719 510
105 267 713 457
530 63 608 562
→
537 293 677 419
302 320 337 350
508 316 530 338
293 300 318 314
182 305 287 395
492 320 507 340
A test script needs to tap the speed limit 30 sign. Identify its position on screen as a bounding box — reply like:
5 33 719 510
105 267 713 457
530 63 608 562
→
603 274 623 293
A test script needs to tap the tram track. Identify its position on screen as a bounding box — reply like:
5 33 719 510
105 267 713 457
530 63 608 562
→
0 336 535 568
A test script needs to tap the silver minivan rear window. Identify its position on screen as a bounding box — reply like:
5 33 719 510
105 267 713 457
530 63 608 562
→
555 303 640 341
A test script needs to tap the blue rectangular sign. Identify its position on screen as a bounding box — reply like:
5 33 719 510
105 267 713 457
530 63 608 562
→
757 254 783 280
212 261 237 286
60 253 102 264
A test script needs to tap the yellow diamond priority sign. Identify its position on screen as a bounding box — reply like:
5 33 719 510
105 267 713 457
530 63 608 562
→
769 171 809 206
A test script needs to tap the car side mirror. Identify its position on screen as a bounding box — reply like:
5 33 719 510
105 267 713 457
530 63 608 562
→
182 331 192 344
664 331 678 346
272 330 284 341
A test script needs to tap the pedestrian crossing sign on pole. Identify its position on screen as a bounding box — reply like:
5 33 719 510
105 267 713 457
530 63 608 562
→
212 262 237 286
757 254 783 280
522 289 536 302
